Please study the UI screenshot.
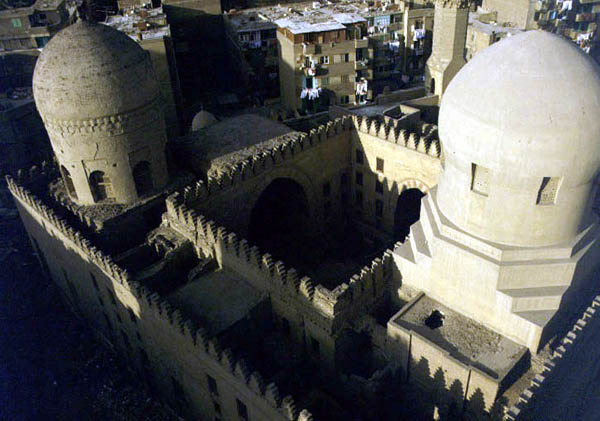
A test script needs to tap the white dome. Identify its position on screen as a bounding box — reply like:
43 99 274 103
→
439 30 600 180
191 110 217 131
436 31 600 247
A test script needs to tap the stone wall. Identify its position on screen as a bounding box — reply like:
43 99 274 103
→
180 116 354 237
7 175 315 421
351 116 442 238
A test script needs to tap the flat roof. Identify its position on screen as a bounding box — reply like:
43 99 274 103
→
391 293 526 380
167 268 266 335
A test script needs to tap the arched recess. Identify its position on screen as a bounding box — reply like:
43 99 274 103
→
248 177 312 266
394 180 429 242
133 161 154 197
61 165 77 200
89 171 114 203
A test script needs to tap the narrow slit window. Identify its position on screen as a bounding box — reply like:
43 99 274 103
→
471 163 490 196
537 177 561 205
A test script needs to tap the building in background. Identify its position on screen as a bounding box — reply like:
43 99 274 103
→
104 6 183 137
227 1 434 113
0 0 74 50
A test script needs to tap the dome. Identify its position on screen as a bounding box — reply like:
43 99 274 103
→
439 30 600 181
191 110 217 131
33 21 160 121
436 31 600 247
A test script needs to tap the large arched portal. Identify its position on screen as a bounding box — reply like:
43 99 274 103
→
249 178 311 267
394 188 425 242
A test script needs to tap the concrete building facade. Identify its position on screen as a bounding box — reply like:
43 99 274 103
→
425 0 469 97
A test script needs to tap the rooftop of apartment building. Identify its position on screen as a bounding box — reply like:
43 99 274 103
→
0 0 64 14
103 6 170 41
226 0 415 35
469 8 523 36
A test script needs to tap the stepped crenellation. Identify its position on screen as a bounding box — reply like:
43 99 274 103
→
352 115 442 158
6 175 315 421
166 192 392 325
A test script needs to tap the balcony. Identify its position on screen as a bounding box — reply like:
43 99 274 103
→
355 59 369 70
302 63 328 77
355 38 368 49
576 12 596 22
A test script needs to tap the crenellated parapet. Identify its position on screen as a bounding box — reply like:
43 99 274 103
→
352 115 442 158
7 174 314 421
181 116 354 206
435 0 470 8
165 192 393 331
505 294 600 420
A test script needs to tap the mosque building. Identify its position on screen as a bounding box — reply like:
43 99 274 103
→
8 5 600 420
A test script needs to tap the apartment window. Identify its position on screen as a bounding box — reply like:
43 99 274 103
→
355 191 363 207
341 173 349 185
376 157 384 172
11 18 22 28
320 55 329 64
536 177 561 205
375 199 384 218
236 399 249 420
355 171 363 186
207 375 219 396
323 182 331 197
471 163 490 196
344 53 349 62
355 149 364 164
375 179 384 194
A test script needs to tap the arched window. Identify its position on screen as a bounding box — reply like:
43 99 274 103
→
89 171 113 202
133 161 153 196
61 165 77 200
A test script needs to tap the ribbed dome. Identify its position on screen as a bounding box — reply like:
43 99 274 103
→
33 20 160 121
439 30 600 182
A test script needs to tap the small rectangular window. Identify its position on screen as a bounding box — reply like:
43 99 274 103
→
320 55 329 64
236 399 249 420
355 171 363 186
323 182 331 197
376 199 383 217
471 163 490 196
376 157 384 172
537 177 561 205
356 149 364 164
341 173 349 185
11 18 22 28
311 337 320 355
344 53 349 62
207 375 218 395
355 191 363 207
375 180 384 194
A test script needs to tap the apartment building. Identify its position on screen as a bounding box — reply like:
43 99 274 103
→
0 0 74 51
229 1 433 113
104 6 182 137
